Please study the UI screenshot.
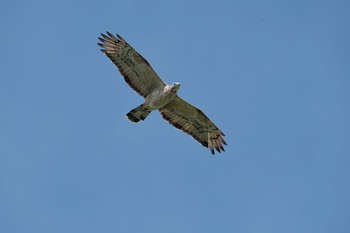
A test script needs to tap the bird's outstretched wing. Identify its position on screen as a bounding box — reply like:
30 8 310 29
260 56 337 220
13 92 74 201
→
98 32 164 98
159 96 227 154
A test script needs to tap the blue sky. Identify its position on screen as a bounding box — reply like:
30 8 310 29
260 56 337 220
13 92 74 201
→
1 0 350 232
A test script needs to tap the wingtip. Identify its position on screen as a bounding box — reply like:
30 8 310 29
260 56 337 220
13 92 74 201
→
215 147 222 154
117 34 124 41
100 32 108 39
98 37 105 43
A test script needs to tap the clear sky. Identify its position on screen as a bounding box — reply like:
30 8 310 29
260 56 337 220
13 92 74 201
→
1 0 349 232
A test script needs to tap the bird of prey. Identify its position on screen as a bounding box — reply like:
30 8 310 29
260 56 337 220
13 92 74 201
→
98 32 227 154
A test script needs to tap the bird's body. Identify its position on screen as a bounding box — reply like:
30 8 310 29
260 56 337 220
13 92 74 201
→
145 83 180 110
98 32 227 154
126 83 179 123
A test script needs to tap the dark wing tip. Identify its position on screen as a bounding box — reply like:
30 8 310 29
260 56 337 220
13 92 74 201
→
221 140 227 146
106 31 114 37
106 31 119 41
221 145 225 152
116 34 125 42
214 145 222 154
209 131 227 155
99 32 120 42
98 37 106 43
100 33 108 39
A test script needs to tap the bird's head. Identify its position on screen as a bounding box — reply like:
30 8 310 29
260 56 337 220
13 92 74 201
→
171 82 181 93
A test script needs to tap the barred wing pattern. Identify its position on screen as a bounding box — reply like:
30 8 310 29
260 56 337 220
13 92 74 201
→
98 32 227 155
159 97 226 154
98 32 164 98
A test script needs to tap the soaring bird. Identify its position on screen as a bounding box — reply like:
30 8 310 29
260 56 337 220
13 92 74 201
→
98 32 226 154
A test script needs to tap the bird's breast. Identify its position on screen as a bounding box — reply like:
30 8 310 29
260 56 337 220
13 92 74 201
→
145 89 176 110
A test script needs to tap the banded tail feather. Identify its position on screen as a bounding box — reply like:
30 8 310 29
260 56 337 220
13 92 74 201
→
126 104 152 123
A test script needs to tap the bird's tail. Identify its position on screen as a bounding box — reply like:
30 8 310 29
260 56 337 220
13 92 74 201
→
126 104 152 123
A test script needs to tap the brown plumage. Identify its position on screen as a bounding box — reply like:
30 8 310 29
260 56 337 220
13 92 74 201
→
98 32 164 97
159 97 226 154
98 32 227 154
